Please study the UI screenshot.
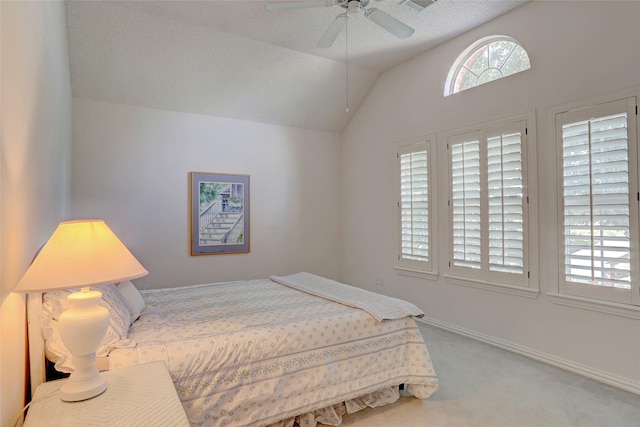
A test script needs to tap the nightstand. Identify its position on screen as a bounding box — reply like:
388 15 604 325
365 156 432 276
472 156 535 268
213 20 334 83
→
23 361 190 427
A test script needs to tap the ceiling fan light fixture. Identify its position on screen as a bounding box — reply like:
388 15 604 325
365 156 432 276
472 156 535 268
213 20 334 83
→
346 0 362 14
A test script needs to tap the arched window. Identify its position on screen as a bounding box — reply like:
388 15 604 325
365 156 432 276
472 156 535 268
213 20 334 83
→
444 35 531 96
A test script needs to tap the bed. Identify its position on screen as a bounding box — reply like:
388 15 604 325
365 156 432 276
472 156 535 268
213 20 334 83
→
28 272 438 426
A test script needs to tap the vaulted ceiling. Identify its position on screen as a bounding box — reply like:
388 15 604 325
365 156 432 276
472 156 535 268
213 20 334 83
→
65 0 526 132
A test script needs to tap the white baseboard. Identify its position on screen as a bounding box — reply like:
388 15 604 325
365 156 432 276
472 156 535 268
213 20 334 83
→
416 316 640 396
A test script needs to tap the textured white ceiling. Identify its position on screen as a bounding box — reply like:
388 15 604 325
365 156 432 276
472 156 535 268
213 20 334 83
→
65 0 526 131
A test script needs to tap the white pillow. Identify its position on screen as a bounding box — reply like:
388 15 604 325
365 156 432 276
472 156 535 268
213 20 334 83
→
42 284 135 373
117 280 146 321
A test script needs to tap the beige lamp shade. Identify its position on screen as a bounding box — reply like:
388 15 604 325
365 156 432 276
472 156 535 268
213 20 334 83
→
14 219 148 293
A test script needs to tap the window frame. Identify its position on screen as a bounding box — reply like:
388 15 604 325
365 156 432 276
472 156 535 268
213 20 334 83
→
395 137 437 279
444 114 538 298
444 35 531 97
555 95 640 306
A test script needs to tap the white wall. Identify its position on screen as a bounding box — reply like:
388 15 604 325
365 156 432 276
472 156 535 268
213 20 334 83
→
71 100 343 289
342 1 640 389
0 1 71 425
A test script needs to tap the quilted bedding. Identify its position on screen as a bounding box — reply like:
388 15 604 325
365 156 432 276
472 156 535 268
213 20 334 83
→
109 275 438 426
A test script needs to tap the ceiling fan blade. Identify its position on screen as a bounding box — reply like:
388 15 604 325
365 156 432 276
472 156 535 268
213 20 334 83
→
365 8 415 39
316 14 347 48
265 1 333 12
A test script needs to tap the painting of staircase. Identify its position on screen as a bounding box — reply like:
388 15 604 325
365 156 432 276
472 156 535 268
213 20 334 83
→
190 172 250 255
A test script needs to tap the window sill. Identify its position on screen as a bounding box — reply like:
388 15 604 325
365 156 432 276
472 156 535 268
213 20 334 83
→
547 292 640 320
395 266 438 281
444 275 540 299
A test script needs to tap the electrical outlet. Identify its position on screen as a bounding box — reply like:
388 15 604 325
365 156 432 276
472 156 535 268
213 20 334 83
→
375 276 384 287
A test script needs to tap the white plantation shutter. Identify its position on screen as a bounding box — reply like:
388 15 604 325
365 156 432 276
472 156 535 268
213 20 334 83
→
451 137 482 269
449 120 529 286
487 130 524 274
558 97 638 304
397 141 432 271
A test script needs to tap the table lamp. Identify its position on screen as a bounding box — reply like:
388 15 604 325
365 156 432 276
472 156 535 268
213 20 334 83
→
13 219 148 401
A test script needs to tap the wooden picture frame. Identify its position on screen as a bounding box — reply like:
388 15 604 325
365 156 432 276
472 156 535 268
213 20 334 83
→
189 172 250 255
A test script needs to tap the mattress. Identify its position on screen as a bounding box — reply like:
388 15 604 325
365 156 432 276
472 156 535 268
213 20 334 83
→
109 276 438 426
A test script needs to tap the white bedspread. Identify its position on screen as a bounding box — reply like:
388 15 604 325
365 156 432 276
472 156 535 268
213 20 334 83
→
271 273 424 322
110 278 438 426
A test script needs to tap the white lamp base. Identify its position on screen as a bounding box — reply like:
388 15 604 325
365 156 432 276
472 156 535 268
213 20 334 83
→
58 288 110 401
60 353 107 401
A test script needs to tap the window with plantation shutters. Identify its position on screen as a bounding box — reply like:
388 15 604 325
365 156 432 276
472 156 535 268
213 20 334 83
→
397 140 433 273
448 120 529 287
557 97 639 305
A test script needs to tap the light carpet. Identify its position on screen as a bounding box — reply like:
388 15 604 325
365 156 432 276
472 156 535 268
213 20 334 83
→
339 322 640 426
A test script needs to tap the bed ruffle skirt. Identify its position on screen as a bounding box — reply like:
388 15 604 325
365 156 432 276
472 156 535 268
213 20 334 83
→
267 386 404 427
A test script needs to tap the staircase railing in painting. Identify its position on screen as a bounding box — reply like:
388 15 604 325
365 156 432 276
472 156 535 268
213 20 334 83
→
222 213 244 244
199 200 222 232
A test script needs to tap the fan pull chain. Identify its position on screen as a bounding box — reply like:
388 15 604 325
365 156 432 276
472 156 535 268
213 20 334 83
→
345 13 349 113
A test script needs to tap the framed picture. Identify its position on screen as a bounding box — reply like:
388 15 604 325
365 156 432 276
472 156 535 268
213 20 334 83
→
189 172 250 255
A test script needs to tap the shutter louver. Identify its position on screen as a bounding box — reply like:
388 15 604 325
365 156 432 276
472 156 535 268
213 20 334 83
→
400 150 429 262
451 140 482 269
561 112 631 290
487 131 524 274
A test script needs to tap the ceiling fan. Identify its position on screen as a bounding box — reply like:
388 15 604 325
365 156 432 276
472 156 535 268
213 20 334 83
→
265 0 415 48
